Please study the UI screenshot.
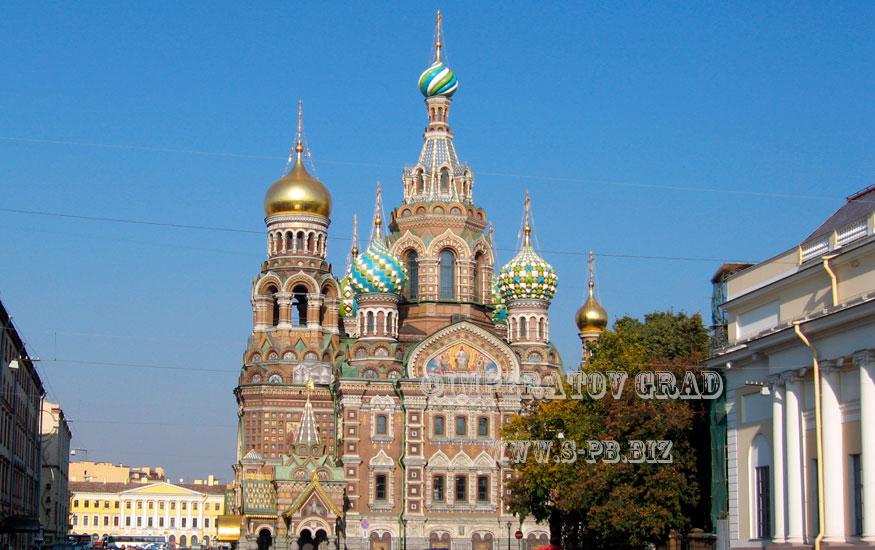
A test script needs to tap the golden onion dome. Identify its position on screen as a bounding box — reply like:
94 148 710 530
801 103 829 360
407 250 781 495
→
264 143 332 218
576 281 608 332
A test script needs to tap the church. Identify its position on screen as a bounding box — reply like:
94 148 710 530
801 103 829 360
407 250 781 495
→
225 14 608 550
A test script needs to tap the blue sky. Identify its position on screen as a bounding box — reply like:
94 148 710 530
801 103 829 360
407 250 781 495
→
0 2 872 482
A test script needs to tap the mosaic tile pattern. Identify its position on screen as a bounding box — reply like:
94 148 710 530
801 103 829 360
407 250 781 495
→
499 245 558 301
351 238 406 295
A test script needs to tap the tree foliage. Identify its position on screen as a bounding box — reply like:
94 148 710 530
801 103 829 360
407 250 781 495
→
503 311 710 549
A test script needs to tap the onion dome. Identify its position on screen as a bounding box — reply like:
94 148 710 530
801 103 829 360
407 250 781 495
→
418 11 458 97
419 61 458 97
264 142 332 217
499 194 558 302
338 216 359 318
351 210 406 295
576 282 608 332
264 103 331 218
491 275 507 323
339 274 357 318
576 252 608 332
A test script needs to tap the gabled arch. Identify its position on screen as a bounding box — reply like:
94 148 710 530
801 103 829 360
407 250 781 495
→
473 451 496 469
390 231 426 258
451 450 473 468
320 277 340 298
471 237 495 265
427 450 451 469
368 450 395 469
427 228 472 258
282 271 319 294
255 273 283 296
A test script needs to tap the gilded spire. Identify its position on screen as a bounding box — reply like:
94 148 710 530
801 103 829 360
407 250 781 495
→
434 10 443 62
523 190 532 247
265 99 332 217
588 250 595 294
295 100 304 154
351 214 359 258
373 182 383 240
576 251 608 333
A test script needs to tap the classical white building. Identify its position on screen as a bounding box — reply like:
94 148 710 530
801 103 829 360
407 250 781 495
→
708 185 875 548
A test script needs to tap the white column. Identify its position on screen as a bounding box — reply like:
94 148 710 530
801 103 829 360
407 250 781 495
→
856 352 875 542
784 372 806 543
771 379 786 543
820 362 845 542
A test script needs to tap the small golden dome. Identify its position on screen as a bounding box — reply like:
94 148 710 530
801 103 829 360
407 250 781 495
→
576 282 608 332
264 144 332 218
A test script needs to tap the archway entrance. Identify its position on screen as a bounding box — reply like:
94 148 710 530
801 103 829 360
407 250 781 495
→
257 529 272 550
370 532 392 550
298 529 327 550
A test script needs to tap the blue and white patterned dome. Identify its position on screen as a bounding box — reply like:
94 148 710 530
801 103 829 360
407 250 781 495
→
339 273 357 318
491 274 507 322
499 245 558 302
351 238 406 295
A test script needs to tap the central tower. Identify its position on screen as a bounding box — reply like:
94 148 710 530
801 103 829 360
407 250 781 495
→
388 13 496 336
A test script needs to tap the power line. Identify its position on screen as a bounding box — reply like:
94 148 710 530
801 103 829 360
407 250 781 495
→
0 207 774 265
41 358 237 374
0 134 858 203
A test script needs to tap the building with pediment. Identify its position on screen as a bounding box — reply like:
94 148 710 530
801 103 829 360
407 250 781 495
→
68 480 226 546
227 14 609 550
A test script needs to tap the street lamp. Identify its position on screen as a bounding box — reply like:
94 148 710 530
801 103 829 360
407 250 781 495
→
401 518 408 550
506 522 511 550
70 448 88 462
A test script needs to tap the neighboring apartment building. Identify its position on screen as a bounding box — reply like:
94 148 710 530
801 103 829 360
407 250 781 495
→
39 401 72 545
69 480 226 547
708 185 875 548
0 300 46 550
70 462 165 484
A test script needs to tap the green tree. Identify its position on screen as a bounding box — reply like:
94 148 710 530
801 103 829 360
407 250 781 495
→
503 311 709 549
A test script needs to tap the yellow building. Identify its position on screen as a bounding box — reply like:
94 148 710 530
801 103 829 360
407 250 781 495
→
69 461 165 484
69 481 227 547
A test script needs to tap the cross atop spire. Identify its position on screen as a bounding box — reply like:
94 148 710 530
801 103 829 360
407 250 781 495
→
373 182 384 240
588 251 596 293
523 190 532 247
351 214 359 258
434 10 443 62
296 100 304 154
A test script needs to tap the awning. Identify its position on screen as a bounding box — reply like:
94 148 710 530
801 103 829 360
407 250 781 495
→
217 515 243 542
0 515 41 533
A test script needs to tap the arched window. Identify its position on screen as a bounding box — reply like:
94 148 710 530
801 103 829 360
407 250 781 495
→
266 285 280 326
440 250 455 300
440 169 449 193
406 251 419 300
367 311 375 334
519 317 527 340
292 285 308 326
417 172 424 194
473 252 485 303
296 232 304 252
